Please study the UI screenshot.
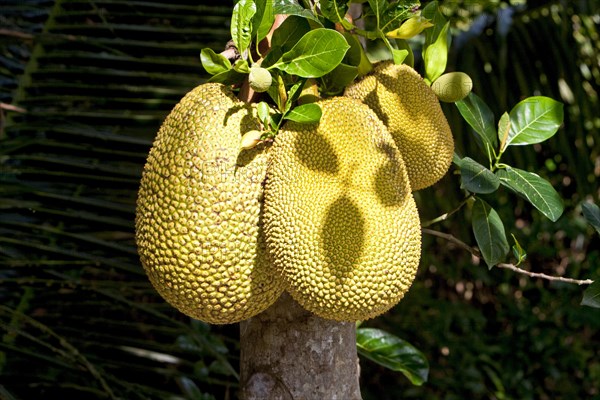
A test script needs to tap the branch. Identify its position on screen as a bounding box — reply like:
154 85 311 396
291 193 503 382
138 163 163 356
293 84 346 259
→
496 263 594 286
422 228 594 286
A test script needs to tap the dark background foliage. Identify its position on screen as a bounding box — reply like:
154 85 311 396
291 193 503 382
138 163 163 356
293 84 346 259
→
1 1 598 399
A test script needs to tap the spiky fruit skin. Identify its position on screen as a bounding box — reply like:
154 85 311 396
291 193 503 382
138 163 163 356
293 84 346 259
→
135 83 284 324
344 61 454 191
264 97 421 322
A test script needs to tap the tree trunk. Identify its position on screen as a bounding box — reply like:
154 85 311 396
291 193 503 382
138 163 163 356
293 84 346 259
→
239 292 362 400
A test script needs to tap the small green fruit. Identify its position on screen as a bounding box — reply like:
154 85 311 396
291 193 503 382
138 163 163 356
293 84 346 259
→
249 67 272 93
431 72 473 103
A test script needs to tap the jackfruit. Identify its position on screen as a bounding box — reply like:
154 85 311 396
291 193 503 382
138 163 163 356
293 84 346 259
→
344 61 454 191
135 83 284 324
264 96 421 321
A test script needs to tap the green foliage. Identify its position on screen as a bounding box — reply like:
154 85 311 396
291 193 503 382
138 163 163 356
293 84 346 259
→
356 327 429 386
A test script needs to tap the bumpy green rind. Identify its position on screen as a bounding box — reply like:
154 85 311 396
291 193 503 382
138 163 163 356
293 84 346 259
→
264 96 422 322
136 83 284 324
345 61 454 191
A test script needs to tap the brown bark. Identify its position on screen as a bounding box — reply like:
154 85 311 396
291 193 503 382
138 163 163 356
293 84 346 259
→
239 293 362 400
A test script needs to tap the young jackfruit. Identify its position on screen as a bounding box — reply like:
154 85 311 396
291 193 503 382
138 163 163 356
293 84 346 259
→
135 83 284 324
344 61 454 191
264 97 421 322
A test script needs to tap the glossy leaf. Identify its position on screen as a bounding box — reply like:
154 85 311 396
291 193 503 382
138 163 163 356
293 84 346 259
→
271 29 350 78
582 202 600 235
320 0 350 25
455 156 499 194
422 1 446 47
200 48 231 75
231 0 256 56
505 96 564 148
498 111 511 151
273 0 321 24
581 281 600 308
253 0 275 45
391 48 409 65
455 93 498 160
511 234 527 265
262 15 311 68
496 167 564 222
321 63 358 95
472 198 509 268
423 21 450 82
284 103 322 123
356 327 429 386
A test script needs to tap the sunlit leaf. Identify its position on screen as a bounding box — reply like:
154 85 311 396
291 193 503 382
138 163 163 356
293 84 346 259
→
356 327 429 386
200 48 231 75
455 156 499 194
283 103 322 123
271 29 349 78
455 93 498 160
253 0 275 45
505 96 564 148
273 0 322 24
231 0 257 56
472 198 509 268
423 21 450 82
496 166 564 222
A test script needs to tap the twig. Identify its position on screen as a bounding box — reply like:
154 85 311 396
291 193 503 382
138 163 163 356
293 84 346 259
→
422 194 474 227
422 228 594 286
496 263 594 285
1 103 27 113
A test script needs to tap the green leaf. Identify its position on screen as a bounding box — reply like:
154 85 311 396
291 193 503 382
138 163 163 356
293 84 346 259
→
505 96 564 148
284 79 306 113
284 103 322 123
231 0 257 56
320 0 350 25
262 15 311 68
511 234 527 265
497 111 510 151
391 48 409 65
422 1 446 47
257 101 272 127
200 48 231 75
356 327 429 386
455 93 498 160
320 63 358 95
207 68 246 85
472 198 509 268
581 281 600 308
253 0 275 45
232 59 251 74
273 0 322 24
455 156 500 194
496 166 564 222
423 21 450 83
271 29 350 78
582 202 600 235
367 0 387 23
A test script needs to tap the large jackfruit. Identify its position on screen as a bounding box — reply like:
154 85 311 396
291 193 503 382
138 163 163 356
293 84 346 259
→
344 61 454 191
264 97 421 321
135 83 284 324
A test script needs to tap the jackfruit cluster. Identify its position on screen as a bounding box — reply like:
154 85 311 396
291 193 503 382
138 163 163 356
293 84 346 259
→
136 61 454 323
